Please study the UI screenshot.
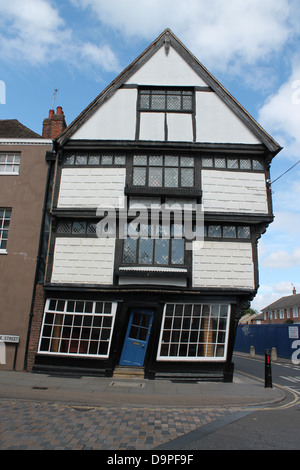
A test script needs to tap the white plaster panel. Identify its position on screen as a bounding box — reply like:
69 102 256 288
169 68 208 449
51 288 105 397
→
127 46 208 87
192 241 254 289
202 170 268 213
139 113 165 141
71 89 137 141
51 238 115 285
167 113 193 142
195 92 261 144
57 168 126 208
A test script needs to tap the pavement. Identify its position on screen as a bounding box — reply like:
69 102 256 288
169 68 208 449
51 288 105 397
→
0 365 287 451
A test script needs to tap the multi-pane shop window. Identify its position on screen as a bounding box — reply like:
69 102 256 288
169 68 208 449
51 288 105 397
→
123 224 185 266
0 208 11 252
139 89 193 112
0 153 21 174
133 155 194 188
38 299 117 358
157 303 230 361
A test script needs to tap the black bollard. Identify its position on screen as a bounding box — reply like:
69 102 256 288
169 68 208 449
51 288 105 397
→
264 349 272 388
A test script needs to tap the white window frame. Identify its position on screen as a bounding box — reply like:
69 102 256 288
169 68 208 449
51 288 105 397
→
0 153 21 175
293 307 299 318
157 303 231 362
38 299 117 358
0 208 11 253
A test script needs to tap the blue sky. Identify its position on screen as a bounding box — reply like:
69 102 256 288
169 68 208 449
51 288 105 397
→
0 0 299 312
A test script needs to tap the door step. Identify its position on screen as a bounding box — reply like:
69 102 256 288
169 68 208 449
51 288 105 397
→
113 366 144 379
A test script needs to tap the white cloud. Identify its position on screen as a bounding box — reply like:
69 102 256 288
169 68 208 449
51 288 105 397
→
258 63 300 161
71 0 296 71
0 0 120 72
263 247 300 269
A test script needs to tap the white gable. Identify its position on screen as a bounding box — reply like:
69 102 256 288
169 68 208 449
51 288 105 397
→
70 43 262 145
126 45 208 87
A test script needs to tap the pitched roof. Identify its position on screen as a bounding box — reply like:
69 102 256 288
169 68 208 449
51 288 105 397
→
262 293 300 311
56 28 282 154
0 119 42 138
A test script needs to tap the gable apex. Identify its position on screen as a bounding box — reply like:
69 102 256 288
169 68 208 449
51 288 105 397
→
57 28 281 154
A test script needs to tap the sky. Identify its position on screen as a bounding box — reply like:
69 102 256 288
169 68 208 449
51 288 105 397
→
0 0 299 313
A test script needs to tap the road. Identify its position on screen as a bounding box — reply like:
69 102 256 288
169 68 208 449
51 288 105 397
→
180 354 300 450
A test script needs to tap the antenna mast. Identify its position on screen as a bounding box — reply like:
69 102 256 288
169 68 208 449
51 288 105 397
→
51 89 58 110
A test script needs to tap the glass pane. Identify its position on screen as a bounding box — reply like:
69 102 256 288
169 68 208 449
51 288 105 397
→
180 156 194 167
115 155 126 165
237 226 251 239
138 238 153 264
214 157 226 168
208 225 222 237
181 168 194 187
202 157 213 167
133 167 146 186
167 94 181 110
151 93 165 110
165 155 178 166
164 168 178 187
72 221 86 234
57 221 72 234
123 238 137 263
149 167 162 187
227 158 238 169
154 239 169 265
240 159 251 170
140 93 150 109
75 155 88 165
171 239 184 264
102 155 113 165
252 159 263 170
223 226 236 238
88 155 100 165
182 95 192 110
133 155 147 166
149 155 163 166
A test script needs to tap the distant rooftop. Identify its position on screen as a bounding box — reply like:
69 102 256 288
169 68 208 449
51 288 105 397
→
262 293 300 311
0 119 42 139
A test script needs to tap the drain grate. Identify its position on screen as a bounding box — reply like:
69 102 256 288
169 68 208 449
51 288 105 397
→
109 381 145 388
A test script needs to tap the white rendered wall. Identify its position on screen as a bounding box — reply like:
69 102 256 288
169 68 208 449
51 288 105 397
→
193 241 255 289
71 88 137 141
195 92 261 144
51 238 115 285
202 170 268 214
127 46 208 87
57 168 126 208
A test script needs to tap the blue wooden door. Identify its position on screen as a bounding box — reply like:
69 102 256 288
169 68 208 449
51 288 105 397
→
119 309 154 366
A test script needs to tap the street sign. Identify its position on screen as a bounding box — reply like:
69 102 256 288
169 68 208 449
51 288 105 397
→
0 335 20 343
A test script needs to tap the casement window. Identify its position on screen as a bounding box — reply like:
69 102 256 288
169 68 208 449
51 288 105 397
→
201 155 264 171
0 208 11 252
139 88 193 112
132 154 194 188
63 152 126 167
279 309 284 319
293 307 299 318
122 224 185 266
0 153 21 174
205 224 251 240
157 303 231 361
38 299 117 358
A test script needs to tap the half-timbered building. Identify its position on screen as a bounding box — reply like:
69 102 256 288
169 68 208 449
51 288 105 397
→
27 30 281 381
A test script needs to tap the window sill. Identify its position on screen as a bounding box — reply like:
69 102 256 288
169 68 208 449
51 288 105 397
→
116 266 190 278
0 249 8 255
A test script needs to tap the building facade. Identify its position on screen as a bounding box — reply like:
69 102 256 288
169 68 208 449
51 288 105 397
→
27 30 281 381
261 290 300 324
0 119 52 370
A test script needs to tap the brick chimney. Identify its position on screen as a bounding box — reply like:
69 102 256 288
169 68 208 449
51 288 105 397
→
293 286 296 295
42 106 67 139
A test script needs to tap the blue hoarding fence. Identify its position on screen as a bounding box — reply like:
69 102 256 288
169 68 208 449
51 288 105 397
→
234 324 300 363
